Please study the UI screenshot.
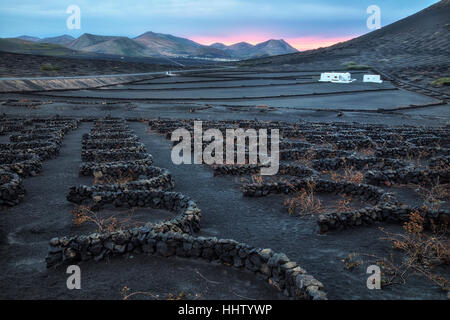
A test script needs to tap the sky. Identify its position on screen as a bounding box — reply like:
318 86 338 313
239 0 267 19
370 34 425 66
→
0 0 440 51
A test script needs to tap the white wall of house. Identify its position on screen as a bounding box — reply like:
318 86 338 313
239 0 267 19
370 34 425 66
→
363 75 383 83
319 72 355 83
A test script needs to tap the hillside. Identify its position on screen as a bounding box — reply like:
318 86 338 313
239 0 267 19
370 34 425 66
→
240 0 449 93
0 51 182 78
242 0 449 66
134 31 202 56
17 35 40 42
40 35 75 46
252 39 298 57
0 38 78 56
133 31 234 58
70 36 153 57
66 34 119 51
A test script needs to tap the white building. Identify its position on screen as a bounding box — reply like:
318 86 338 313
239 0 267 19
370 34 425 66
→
363 74 383 83
319 72 356 84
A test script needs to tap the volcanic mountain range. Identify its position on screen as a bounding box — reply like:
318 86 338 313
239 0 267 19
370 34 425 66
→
4 32 298 60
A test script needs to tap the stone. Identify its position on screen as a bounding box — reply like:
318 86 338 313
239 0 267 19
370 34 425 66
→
94 249 107 262
233 256 245 268
49 237 60 246
249 252 263 267
202 247 215 260
156 241 176 257
260 263 272 277
306 286 327 300
183 241 193 251
114 244 127 254
258 248 274 260
63 247 78 262
281 261 298 271
296 274 324 290
48 245 63 253
89 244 103 255
104 240 114 251
142 243 154 254
268 253 289 267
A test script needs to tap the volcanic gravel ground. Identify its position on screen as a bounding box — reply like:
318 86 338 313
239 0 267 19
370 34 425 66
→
29 71 440 112
0 66 448 300
130 122 449 300
0 121 284 300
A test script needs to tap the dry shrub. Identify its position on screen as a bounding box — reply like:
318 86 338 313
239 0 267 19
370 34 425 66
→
417 180 450 211
369 211 449 290
330 167 364 184
336 196 353 212
239 174 263 185
406 149 430 167
342 253 362 270
342 168 364 184
398 178 450 210
429 159 449 171
284 180 323 215
330 171 340 182
121 287 201 300
71 205 142 233
0 174 11 184
167 292 188 300
251 174 263 184
121 286 159 300
359 148 375 156
93 169 135 186
295 148 316 166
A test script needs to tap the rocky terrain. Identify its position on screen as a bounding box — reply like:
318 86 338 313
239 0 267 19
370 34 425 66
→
0 111 448 300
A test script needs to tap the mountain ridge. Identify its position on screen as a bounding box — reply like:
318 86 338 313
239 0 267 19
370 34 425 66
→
208 40 297 59
9 32 298 60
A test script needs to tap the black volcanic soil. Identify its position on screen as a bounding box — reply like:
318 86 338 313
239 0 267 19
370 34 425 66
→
132 123 449 300
0 115 448 300
0 122 283 300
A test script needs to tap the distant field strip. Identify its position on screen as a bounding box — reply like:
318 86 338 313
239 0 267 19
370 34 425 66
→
32 87 399 101
16 69 442 111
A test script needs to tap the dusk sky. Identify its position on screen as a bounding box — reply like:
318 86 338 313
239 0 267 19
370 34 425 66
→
0 0 439 51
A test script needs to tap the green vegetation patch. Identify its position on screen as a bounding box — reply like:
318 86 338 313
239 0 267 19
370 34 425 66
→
342 61 371 70
431 77 450 87
40 63 61 72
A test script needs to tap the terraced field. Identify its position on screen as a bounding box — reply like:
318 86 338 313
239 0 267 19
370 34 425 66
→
0 109 447 300
0 60 448 301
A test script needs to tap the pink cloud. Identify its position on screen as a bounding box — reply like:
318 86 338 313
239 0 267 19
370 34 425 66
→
286 35 358 51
